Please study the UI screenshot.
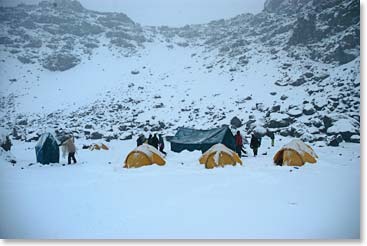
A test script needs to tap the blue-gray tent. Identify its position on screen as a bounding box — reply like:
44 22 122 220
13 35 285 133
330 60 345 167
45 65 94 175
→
168 125 235 153
35 133 60 164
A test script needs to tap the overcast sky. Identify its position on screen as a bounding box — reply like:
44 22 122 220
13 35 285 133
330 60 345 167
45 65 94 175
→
0 0 266 26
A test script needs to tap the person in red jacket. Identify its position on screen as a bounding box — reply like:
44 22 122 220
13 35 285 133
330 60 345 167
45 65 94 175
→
235 131 243 158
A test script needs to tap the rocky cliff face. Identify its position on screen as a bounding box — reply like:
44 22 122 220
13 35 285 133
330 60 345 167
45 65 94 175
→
0 0 147 71
160 0 359 65
0 0 359 70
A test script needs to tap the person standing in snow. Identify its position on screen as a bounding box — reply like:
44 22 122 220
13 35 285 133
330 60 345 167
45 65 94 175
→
151 133 159 149
267 130 275 147
158 134 167 155
250 133 261 157
136 134 146 147
147 134 153 145
235 131 243 158
60 135 77 164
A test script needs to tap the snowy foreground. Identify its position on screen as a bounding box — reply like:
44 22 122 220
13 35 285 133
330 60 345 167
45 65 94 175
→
0 137 360 239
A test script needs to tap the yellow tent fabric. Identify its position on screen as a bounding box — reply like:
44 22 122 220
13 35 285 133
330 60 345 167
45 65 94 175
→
89 143 109 151
101 143 109 150
124 144 166 168
89 144 101 150
273 139 318 166
199 143 242 169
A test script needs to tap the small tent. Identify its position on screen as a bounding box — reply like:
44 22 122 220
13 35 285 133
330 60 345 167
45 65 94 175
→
89 143 109 151
168 125 235 153
124 144 165 168
273 139 318 166
199 143 242 169
35 133 60 164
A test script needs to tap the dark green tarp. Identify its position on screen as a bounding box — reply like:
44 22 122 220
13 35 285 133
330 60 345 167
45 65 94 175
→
35 133 60 164
168 125 235 153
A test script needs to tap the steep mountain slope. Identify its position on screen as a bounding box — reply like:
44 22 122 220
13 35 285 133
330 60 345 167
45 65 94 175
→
0 0 360 146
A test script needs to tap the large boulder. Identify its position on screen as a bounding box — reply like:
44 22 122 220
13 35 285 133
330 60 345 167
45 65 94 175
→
266 113 292 128
90 132 103 140
326 118 359 141
230 116 242 128
287 107 303 118
350 135 360 143
313 97 328 110
303 103 316 115
323 114 360 141
253 125 267 137
289 76 307 86
327 134 343 147
271 104 281 113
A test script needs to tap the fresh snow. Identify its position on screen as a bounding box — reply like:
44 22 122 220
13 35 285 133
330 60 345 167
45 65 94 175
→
0 0 360 240
131 143 165 159
327 119 359 135
277 139 318 159
0 137 360 239
204 143 241 165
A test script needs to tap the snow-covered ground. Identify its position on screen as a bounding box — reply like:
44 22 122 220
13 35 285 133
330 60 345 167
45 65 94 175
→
0 0 360 239
0 136 360 239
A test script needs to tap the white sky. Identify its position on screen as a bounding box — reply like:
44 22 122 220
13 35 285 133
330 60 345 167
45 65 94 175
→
0 0 266 26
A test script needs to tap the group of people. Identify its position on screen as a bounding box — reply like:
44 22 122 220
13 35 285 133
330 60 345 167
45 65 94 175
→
136 133 167 155
57 129 273 165
235 130 275 158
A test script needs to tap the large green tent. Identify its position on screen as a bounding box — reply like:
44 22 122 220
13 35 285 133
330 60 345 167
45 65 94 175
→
168 125 235 153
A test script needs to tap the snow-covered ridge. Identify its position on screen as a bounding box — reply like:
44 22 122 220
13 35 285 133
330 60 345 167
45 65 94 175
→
0 0 360 147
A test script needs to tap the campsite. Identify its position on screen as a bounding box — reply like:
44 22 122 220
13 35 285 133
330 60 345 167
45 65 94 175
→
0 0 360 240
0 132 360 239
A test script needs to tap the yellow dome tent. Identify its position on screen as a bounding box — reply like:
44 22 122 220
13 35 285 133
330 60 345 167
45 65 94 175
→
199 143 242 169
89 143 109 151
273 139 318 166
124 144 166 168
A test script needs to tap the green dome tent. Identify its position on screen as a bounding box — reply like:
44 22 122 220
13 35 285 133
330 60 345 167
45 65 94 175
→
35 133 60 164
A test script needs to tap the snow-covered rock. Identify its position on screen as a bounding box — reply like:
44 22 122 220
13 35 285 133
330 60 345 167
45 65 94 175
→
287 108 303 118
253 125 267 137
230 116 242 128
326 118 359 141
303 103 316 115
266 113 292 128
313 97 328 110
350 135 360 143
90 132 103 140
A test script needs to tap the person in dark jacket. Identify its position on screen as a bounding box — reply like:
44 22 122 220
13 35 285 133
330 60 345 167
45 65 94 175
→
250 133 261 157
136 134 146 147
158 134 167 155
147 134 153 145
151 133 159 149
235 131 243 157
